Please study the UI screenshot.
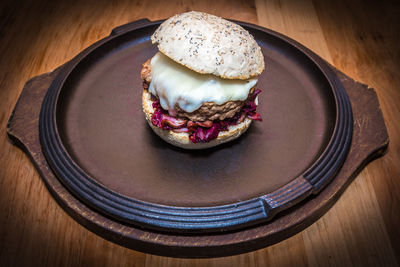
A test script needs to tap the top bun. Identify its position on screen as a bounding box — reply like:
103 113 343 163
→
151 11 265 80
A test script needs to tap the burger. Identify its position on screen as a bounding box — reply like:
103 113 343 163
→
141 11 264 149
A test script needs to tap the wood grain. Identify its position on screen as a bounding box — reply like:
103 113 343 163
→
1 0 399 266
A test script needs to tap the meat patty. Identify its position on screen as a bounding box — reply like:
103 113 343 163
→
141 59 152 85
141 59 255 122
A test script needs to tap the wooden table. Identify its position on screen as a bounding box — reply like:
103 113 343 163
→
1 0 399 266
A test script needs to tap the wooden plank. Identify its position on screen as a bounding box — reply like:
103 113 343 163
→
0 0 398 266
255 0 332 62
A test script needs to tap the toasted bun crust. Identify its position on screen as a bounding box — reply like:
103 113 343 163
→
151 11 264 80
142 89 252 149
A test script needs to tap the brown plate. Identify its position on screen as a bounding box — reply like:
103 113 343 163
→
38 19 352 233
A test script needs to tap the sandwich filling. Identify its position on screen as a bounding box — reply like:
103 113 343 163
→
141 53 262 143
149 52 257 113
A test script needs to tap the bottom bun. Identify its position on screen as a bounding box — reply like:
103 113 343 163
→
142 89 252 149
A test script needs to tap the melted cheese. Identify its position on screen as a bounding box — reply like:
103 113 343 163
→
149 52 257 113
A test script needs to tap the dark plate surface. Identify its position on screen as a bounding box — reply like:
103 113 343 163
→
40 20 352 232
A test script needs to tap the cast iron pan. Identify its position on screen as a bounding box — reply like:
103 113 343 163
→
39 19 352 233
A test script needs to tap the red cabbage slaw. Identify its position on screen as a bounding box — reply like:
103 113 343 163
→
151 89 262 143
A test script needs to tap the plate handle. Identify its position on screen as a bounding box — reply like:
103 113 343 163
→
7 69 61 149
261 177 313 216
